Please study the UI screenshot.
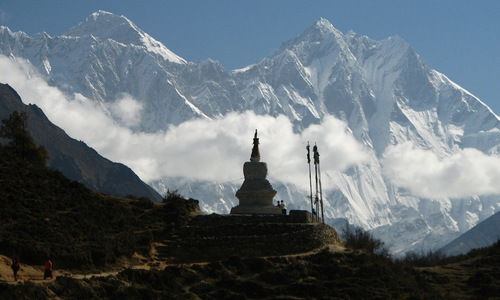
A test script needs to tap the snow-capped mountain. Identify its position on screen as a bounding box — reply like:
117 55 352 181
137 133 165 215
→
1 11 499 255
0 11 244 131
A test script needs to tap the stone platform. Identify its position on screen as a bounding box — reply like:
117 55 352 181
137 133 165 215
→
155 211 342 263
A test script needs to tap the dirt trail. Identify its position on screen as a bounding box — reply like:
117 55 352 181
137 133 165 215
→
0 255 48 284
0 253 153 285
0 244 345 285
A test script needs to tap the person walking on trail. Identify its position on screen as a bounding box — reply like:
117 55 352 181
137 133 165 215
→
11 258 20 281
44 259 53 280
281 200 287 215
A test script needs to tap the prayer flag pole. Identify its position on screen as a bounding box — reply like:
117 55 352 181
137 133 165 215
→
313 143 320 223
307 142 314 217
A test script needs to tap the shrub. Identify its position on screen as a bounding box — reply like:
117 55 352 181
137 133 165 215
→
163 189 183 202
341 225 390 257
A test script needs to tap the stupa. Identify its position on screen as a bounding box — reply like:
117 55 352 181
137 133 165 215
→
230 130 282 215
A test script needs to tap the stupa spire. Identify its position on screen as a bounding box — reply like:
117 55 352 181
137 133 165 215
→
250 129 260 162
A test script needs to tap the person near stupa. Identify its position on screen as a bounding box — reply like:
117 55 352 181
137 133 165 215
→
281 200 287 215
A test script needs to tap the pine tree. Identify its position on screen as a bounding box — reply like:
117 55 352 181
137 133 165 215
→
0 111 49 167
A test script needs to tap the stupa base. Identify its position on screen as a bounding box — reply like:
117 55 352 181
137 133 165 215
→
230 205 283 215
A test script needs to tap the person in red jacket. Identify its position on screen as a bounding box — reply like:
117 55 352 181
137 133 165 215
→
43 259 53 280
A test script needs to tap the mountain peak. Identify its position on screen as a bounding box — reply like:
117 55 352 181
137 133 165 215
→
64 11 185 64
277 17 346 62
314 17 335 31
311 18 342 36
282 17 344 48
64 10 142 44
91 10 115 18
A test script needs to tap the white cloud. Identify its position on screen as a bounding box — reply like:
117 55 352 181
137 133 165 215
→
109 94 143 126
381 142 500 198
4 54 500 200
5 54 499 200
0 55 368 188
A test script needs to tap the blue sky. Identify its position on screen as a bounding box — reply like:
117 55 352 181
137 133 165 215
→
1 0 499 114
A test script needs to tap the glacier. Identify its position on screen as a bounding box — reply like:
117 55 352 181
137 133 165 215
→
0 11 499 255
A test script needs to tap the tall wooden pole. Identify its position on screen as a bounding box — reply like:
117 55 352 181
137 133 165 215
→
313 143 320 223
307 142 313 217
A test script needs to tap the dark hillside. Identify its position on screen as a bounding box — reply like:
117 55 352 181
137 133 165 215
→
0 112 197 269
0 83 162 201
414 241 500 298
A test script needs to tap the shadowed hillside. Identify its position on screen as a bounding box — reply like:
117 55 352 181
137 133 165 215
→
0 83 162 201
0 110 197 269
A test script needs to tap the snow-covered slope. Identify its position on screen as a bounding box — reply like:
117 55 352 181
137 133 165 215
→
1 12 499 255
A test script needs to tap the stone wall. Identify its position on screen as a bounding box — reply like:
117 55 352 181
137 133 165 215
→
157 211 342 263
